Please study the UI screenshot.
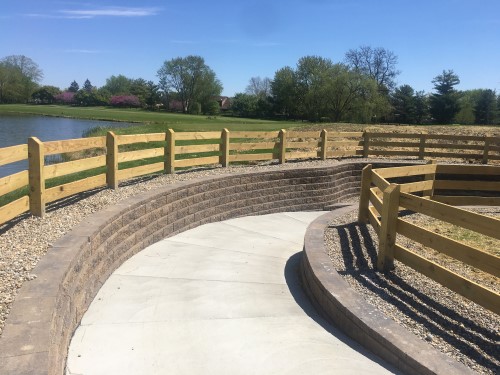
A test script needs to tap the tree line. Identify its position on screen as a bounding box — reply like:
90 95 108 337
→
0 50 498 125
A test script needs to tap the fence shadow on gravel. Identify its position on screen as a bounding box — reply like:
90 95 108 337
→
330 220 500 372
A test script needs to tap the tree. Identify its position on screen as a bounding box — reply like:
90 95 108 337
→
68 80 79 93
271 56 385 122
345 46 400 92
144 81 161 109
474 89 497 124
231 93 259 117
245 76 272 98
391 84 416 123
429 70 461 124
31 85 61 104
321 64 380 122
0 61 23 103
83 79 94 93
294 56 333 121
205 101 220 116
0 55 43 102
455 89 480 124
74 86 107 106
271 66 298 118
414 91 429 124
103 75 132 95
157 55 222 113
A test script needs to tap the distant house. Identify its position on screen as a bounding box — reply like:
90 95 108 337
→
214 96 231 111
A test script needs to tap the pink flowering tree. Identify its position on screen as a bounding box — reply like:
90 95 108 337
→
109 95 141 108
54 91 76 105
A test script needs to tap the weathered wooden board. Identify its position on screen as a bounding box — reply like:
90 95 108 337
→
174 156 220 168
433 180 500 191
286 151 318 159
374 164 437 178
286 141 321 149
117 162 164 181
370 170 390 190
436 164 499 175
397 218 500 276
286 131 321 138
174 131 222 140
230 142 277 151
230 131 279 139
118 148 164 163
44 136 106 155
399 192 500 240
0 144 28 166
229 153 275 162
44 156 106 178
394 244 500 314
175 144 220 154
0 170 28 196
45 174 107 202
0 196 29 225
116 133 165 145
432 195 500 206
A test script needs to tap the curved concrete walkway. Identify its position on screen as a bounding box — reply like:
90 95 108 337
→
66 212 398 375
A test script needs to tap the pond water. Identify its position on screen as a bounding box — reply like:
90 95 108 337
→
0 114 134 178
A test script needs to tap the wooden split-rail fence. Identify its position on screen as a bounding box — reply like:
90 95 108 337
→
358 162 500 314
0 129 499 227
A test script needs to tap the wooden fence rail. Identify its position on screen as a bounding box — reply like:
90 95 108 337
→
358 163 500 314
0 129 499 227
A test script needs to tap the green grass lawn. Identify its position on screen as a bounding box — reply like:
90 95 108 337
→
0 104 302 132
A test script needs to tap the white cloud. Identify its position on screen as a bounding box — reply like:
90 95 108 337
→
59 7 160 18
25 6 160 19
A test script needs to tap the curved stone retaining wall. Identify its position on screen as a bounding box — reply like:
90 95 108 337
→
300 210 474 375
1 161 407 375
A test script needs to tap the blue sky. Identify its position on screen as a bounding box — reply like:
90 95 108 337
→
1 0 499 96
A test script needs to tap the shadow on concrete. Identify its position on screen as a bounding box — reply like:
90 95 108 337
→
284 251 400 374
329 220 500 373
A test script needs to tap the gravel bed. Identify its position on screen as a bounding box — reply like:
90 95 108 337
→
325 207 500 375
0 158 347 337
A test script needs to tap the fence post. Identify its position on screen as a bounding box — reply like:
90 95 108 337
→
363 132 370 158
220 128 230 168
106 131 118 189
422 159 437 198
28 137 45 217
377 183 400 272
165 129 175 174
482 138 490 164
357 164 372 223
418 133 427 160
279 129 287 164
320 129 328 160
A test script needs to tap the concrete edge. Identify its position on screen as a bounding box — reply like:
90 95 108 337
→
300 209 475 375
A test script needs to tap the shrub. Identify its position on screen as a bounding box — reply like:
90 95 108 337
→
54 91 76 104
110 95 141 108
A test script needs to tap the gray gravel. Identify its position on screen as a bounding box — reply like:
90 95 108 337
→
325 208 500 375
